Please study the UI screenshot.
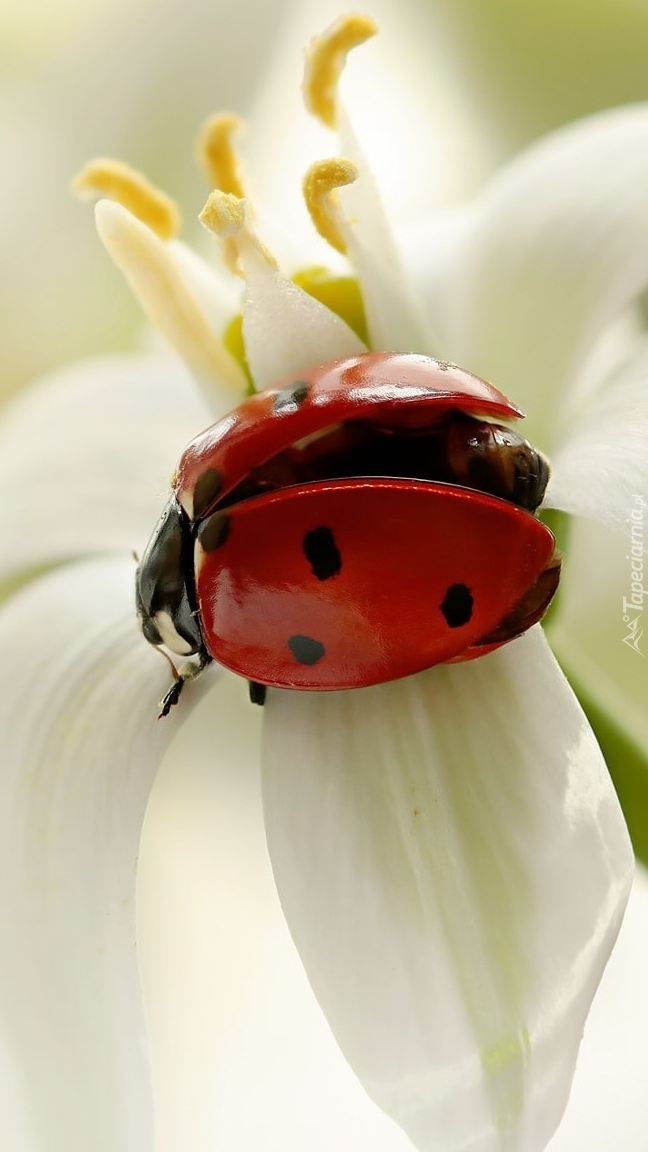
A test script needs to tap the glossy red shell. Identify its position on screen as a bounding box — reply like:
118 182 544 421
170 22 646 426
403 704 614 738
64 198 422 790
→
170 352 552 690
194 478 554 689
175 352 522 520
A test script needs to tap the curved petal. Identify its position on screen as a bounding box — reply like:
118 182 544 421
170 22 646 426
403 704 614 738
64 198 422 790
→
141 670 413 1152
239 231 365 390
336 105 432 354
545 336 648 538
0 354 213 582
262 627 633 1152
167 238 242 342
547 513 648 756
0 557 218 1151
432 105 648 446
399 206 475 350
548 866 648 1152
94 201 247 402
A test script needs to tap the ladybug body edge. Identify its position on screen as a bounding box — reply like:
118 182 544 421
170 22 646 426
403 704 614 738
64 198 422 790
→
136 353 559 709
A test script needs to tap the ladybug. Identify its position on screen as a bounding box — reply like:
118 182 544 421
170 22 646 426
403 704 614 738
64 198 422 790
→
136 352 560 712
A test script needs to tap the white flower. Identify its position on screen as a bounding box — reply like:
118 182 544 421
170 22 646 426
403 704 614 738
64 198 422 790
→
0 0 305 402
0 14 644 1152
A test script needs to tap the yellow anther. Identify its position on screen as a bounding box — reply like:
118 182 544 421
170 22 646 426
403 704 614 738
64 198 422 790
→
199 189 245 276
302 158 357 255
199 189 277 276
200 189 246 237
196 112 246 197
72 158 180 240
303 13 378 129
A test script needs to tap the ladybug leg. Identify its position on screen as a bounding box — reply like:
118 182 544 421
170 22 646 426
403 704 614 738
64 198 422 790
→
157 648 213 719
159 676 186 718
248 681 267 706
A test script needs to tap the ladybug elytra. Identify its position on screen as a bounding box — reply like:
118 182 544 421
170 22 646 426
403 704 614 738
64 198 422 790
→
136 353 560 712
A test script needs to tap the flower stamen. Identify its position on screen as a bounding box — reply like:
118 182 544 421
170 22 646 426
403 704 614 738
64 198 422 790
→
72 158 180 240
303 13 378 129
94 199 246 396
196 112 247 198
302 158 357 255
199 190 277 276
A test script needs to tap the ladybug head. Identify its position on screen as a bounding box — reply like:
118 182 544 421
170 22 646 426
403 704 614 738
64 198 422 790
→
135 496 205 660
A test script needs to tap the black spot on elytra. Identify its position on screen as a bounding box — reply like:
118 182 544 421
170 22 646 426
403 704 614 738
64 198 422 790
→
197 510 231 553
303 526 342 580
288 634 326 665
273 381 310 412
440 583 474 628
192 467 224 519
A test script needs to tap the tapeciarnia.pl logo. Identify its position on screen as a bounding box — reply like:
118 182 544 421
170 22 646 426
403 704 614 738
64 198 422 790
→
622 493 646 655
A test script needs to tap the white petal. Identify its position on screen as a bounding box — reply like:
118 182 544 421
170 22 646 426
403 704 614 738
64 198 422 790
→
95 200 247 402
545 336 648 538
336 103 432 354
167 237 242 341
546 515 648 753
437 106 648 445
240 232 365 390
262 627 633 1152
0 353 213 582
140 672 413 1152
0 558 218 1151
547 867 648 1152
399 206 476 350
207 920 417 1152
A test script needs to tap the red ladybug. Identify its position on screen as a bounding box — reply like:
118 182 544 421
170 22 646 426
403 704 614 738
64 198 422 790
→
136 353 560 711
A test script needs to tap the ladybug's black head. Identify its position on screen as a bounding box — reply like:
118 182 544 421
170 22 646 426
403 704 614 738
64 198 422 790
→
136 496 205 659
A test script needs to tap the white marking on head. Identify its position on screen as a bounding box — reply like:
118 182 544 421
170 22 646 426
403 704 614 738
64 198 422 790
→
153 610 194 656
